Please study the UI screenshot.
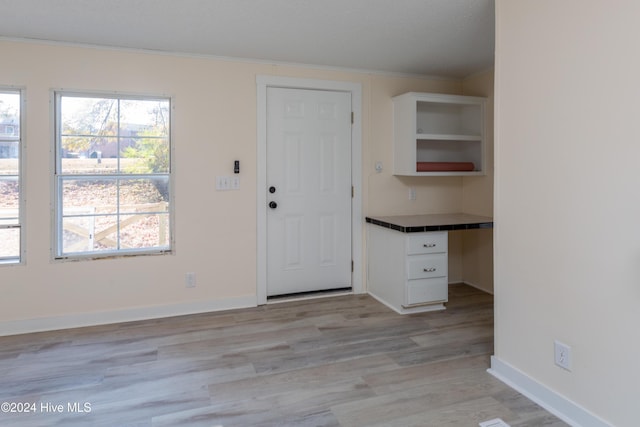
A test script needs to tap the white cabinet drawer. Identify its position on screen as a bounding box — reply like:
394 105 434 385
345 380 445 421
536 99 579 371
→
407 254 447 279
405 277 448 306
407 232 447 255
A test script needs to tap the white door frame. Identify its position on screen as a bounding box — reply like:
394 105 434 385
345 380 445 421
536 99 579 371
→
256 75 363 305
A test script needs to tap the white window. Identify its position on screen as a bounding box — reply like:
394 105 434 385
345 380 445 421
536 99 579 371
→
0 89 23 264
54 92 172 259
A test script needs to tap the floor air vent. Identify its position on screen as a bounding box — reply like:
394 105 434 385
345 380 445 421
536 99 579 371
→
479 419 511 427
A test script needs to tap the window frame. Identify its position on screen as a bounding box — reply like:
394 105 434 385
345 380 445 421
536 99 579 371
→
0 87 25 265
52 90 174 261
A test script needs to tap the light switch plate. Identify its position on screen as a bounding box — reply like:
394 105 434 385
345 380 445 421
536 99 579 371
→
231 176 240 190
216 176 230 190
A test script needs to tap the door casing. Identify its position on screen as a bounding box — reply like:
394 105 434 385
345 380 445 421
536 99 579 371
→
256 76 363 305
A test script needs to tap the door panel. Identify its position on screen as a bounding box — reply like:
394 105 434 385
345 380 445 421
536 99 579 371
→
284 215 303 269
266 87 352 296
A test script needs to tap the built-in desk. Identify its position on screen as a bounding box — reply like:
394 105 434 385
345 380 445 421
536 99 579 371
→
366 213 493 314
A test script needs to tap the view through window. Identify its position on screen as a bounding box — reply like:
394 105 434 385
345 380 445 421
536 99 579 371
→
0 90 22 263
55 93 172 258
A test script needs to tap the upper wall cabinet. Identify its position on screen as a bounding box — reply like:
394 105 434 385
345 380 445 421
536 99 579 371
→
392 92 486 176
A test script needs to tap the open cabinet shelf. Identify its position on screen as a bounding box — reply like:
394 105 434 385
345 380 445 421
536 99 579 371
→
393 92 486 176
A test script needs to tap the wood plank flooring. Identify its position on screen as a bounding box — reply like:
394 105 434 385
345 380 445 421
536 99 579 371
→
0 284 567 427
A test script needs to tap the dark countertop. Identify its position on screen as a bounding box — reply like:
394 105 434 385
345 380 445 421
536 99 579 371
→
366 213 494 233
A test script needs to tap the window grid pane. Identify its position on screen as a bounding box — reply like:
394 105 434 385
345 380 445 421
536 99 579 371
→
0 228 20 260
0 90 22 264
56 93 171 259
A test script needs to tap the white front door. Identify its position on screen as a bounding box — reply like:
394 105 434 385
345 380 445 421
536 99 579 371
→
266 87 352 297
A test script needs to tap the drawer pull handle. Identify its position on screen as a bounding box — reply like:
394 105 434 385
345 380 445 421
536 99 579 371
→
423 267 437 273
423 243 436 248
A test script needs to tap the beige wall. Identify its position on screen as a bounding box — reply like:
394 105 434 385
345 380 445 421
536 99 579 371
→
495 1 640 425
365 74 463 217
0 39 493 331
460 69 495 293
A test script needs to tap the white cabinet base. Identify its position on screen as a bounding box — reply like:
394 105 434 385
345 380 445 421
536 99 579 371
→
369 292 446 315
367 225 448 314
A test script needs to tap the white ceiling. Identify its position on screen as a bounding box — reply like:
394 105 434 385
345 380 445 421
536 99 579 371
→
0 0 495 78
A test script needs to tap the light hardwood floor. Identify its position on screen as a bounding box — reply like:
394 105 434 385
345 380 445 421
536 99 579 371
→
0 284 567 427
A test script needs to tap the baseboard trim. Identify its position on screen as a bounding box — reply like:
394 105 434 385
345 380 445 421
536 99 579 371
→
0 296 257 336
488 356 611 427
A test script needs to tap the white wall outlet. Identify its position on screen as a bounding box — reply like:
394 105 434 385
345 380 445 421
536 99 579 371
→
409 187 416 201
185 272 196 288
554 340 572 371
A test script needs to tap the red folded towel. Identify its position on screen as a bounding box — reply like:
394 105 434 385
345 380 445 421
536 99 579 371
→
417 162 475 172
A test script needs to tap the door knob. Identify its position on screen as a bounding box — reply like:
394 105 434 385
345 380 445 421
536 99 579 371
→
269 201 278 209
269 186 276 194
